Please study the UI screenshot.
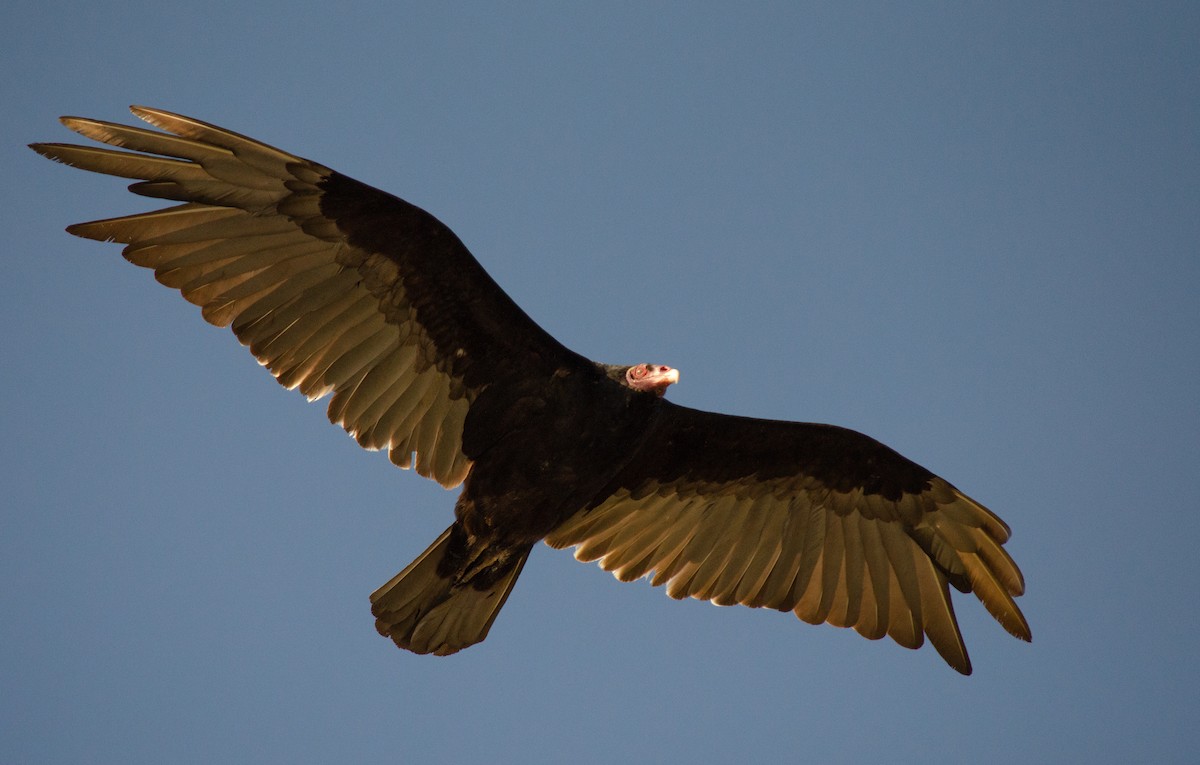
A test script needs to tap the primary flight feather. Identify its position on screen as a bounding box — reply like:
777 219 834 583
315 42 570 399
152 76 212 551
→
31 107 1030 674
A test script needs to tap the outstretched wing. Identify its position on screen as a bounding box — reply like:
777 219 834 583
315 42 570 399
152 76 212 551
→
32 107 583 488
545 401 1029 674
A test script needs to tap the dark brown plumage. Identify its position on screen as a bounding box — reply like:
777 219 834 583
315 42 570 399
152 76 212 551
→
31 107 1030 674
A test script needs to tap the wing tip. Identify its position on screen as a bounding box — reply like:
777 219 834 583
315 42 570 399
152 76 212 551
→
29 141 85 164
1007 611 1034 643
58 115 98 135
130 104 165 123
935 627 973 676
64 221 107 241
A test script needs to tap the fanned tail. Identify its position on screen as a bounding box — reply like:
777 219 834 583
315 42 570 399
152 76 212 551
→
370 524 530 656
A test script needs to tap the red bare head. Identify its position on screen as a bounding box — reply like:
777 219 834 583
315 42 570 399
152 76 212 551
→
624 363 680 396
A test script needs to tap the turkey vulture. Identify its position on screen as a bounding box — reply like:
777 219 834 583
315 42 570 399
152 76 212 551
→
31 107 1030 674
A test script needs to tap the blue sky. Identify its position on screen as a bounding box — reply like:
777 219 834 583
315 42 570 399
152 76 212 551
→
4 3 1198 762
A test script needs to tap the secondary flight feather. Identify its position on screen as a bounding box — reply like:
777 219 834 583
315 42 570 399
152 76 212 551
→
31 107 1030 674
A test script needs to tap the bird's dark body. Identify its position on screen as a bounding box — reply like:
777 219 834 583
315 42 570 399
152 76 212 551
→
461 367 658 540
32 107 1029 672
447 367 661 590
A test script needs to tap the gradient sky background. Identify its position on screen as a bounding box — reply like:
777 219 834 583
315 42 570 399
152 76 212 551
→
4 3 1198 763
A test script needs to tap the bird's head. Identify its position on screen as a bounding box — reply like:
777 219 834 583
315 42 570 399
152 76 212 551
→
619 363 680 397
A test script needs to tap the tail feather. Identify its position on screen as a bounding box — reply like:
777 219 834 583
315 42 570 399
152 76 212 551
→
370 525 530 656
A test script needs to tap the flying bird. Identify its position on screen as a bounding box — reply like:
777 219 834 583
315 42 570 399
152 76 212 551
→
31 107 1030 674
